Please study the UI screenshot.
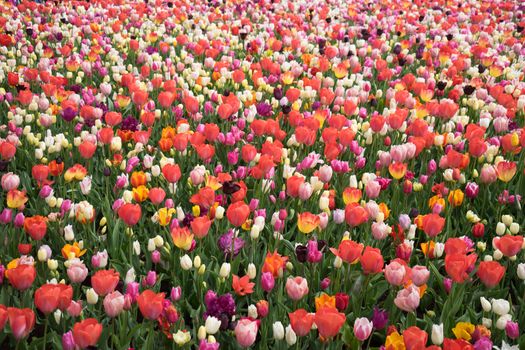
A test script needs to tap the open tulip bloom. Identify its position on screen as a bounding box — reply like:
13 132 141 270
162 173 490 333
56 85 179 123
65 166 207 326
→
0 0 525 348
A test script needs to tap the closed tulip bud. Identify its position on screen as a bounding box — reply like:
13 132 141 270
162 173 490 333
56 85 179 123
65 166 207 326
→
285 325 297 345
273 322 284 340
47 259 58 270
482 318 492 328
434 242 444 258
334 256 343 268
496 314 512 330
493 249 503 260
205 316 221 335
480 297 491 312
219 263 231 278
198 326 206 340
431 324 444 345
248 304 258 319
517 263 525 280
64 225 75 241
54 309 62 324
194 256 201 269
496 222 506 236
153 235 164 247
37 247 49 262
502 215 513 226
180 255 192 270
147 239 156 252
250 225 260 240
86 288 99 305
505 321 519 339
198 264 206 275
477 242 486 251
247 263 256 279
509 223 519 234
215 206 225 219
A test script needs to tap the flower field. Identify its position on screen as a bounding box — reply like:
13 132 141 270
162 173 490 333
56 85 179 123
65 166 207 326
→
0 0 525 348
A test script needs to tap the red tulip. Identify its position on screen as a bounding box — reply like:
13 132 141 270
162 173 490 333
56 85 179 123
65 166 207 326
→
190 216 212 239
0 305 7 330
31 164 49 183
72 318 103 349
35 284 60 314
137 290 165 320
91 269 120 296
24 215 48 241
7 264 36 291
7 307 35 340
330 240 363 264
314 307 346 338
360 246 384 274
493 235 523 257
78 141 97 159
288 309 314 336
117 203 142 226
226 201 250 227
148 187 166 205
477 261 505 288
403 326 428 350
445 253 477 283
344 204 369 227
162 163 181 183
422 214 445 237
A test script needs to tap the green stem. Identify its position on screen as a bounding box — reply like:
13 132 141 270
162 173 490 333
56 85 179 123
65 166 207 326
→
42 317 48 350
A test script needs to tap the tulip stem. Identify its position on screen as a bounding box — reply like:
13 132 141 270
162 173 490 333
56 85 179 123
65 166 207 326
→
42 317 48 350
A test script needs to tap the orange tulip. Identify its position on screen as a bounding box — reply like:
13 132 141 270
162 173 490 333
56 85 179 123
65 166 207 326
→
360 246 384 274
388 162 408 180
262 251 288 278
344 203 369 227
297 212 320 234
330 240 363 264
496 161 517 182
171 226 194 250
232 275 255 296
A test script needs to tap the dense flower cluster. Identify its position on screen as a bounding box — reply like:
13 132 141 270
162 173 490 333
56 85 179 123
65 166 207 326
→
0 0 524 348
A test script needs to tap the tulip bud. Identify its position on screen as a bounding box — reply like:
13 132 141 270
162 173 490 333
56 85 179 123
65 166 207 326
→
285 325 297 345
517 263 525 280
492 299 510 315
219 263 231 278
194 255 201 269
247 263 256 279
495 222 506 236
273 322 284 340
248 304 258 319
198 326 206 340
431 323 444 345
180 254 193 270
482 318 492 328
480 297 491 312
47 259 58 270
496 314 512 330
86 288 99 305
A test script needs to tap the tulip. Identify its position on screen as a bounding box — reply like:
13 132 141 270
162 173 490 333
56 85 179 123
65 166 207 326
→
384 261 407 286
261 272 275 292
273 321 284 340
234 318 258 348
360 246 384 274
411 265 430 286
353 317 373 341
103 291 125 318
403 326 428 350
91 269 120 296
315 307 346 338
394 285 420 312
285 277 309 301
288 309 314 336
72 318 103 349
505 321 519 339
7 264 36 291
137 290 165 320
431 323 444 345
62 331 77 350
205 316 221 335
7 307 35 340
226 201 250 227
117 203 142 226
477 261 505 288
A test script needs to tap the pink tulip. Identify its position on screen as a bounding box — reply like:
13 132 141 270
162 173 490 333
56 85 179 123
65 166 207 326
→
286 277 309 301
234 318 258 348
411 266 430 286
66 300 83 317
67 261 88 284
261 272 275 292
1 173 20 191
103 291 125 318
384 261 407 286
394 285 420 312
353 317 373 341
